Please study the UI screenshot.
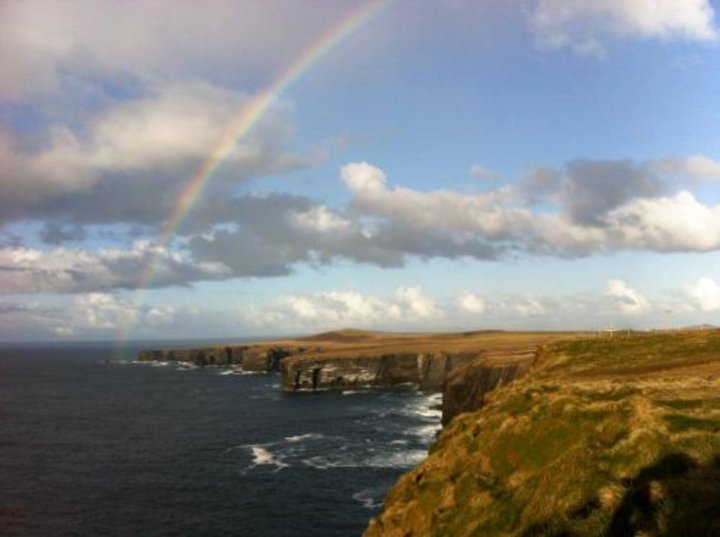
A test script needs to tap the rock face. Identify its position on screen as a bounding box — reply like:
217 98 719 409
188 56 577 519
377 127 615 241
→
441 349 537 425
137 346 248 367
280 352 478 392
137 331 567 394
136 345 308 371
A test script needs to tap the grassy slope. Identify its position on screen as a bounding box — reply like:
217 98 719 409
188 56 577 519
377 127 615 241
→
366 330 720 537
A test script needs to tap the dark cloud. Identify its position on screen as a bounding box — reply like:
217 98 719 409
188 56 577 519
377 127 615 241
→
562 159 664 225
522 165 564 205
40 223 87 244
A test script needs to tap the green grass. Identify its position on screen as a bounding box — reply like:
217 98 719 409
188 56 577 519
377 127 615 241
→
365 330 720 537
665 414 720 433
543 330 720 376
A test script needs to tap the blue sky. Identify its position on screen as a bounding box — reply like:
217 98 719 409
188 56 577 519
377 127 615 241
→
2 0 720 340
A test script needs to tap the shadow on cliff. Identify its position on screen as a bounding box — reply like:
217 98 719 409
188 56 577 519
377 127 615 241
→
521 452 720 537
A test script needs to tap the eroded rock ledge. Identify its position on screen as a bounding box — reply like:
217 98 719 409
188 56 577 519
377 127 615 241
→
136 344 308 372
137 330 562 402
280 351 478 392
441 349 539 425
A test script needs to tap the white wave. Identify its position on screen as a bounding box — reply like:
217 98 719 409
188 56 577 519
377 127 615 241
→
415 407 442 419
151 361 170 367
390 439 408 445
248 445 288 471
342 390 360 396
368 449 428 468
302 448 428 470
412 423 442 440
400 392 443 420
285 432 324 443
352 489 384 510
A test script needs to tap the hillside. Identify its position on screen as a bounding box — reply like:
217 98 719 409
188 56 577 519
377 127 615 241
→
366 330 720 536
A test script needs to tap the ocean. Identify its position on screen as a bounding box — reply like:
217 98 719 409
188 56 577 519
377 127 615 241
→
0 342 441 536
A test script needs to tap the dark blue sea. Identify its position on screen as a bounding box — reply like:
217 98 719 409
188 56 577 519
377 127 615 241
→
0 342 441 536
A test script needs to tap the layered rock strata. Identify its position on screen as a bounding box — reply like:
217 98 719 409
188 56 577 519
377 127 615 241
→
136 345 308 372
280 352 479 392
441 349 538 425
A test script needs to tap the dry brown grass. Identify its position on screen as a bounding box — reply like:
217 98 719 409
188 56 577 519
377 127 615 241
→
251 328 578 362
365 329 720 537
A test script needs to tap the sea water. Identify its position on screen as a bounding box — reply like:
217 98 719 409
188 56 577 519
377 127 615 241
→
0 343 442 536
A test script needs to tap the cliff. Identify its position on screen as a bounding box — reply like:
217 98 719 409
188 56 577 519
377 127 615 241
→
137 346 247 367
277 331 567 393
365 330 720 536
138 330 569 392
441 349 538 426
280 351 478 392
136 344 310 371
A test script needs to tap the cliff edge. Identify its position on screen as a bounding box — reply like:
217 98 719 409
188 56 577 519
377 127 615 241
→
138 330 568 393
365 330 720 536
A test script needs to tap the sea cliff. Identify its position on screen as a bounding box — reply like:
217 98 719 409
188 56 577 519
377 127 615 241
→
441 349 538 426
138 330 563 394
137 329 720 535
365 330 720 536
280 351 479 392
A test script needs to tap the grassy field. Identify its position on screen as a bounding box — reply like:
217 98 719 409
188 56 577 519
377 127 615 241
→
365 329 720 537
268 328 578 361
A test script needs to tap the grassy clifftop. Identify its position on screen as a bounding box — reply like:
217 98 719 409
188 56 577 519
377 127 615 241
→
366 330 720 536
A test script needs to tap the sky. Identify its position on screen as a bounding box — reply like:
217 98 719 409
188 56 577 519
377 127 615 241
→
2 0 720 341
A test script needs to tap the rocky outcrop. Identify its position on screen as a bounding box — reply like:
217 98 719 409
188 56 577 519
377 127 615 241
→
136 344 308 371
137 346 248 367
441 349 538 425
137 334 540 399
240 346 307 372
137 331 568 393
280 352 478 392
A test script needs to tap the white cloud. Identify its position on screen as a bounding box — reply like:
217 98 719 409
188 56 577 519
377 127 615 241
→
514 296 548 317
455 292 486 313
87 82 253 170
340 161 720 258
605 279 651 315
5 159 720 295
396 286 444 319
0 242 230 294
606 191 720 251
341 161 516 237
290 206 352 234
0 0 361 101
685 277 720 311
70 293 139 332
531 0 718 56
5 282 704 340
244 286 444 330
0 292 139 338
0 83 309 223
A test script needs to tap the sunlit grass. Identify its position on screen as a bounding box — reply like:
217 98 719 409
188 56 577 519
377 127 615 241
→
366 329 720 537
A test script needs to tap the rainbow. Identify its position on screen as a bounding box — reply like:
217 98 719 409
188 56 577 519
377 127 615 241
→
116 0 391 349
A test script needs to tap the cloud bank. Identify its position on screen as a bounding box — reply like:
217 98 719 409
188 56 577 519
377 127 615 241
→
3 157 720 294
8 276 720 340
